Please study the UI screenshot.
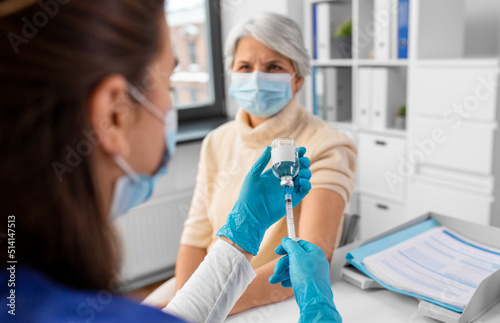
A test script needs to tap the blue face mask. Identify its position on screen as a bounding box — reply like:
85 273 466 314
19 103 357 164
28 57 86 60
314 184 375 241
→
110 85 177 219
229 71 294 118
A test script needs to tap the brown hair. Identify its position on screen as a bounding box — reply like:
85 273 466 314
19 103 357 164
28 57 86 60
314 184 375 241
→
0 0 165 290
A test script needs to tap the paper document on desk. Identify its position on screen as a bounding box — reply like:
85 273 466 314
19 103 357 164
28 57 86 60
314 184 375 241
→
347 219 500 313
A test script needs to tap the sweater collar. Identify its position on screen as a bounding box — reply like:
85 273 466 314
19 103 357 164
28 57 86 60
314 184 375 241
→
235 98 305 147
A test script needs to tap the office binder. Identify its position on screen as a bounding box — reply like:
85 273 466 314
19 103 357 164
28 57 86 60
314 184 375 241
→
316 2 332 60
398 0 409 59
324 68 352 122
312 67 318 115
357 68 372 126
324 67 337 121
312 3 317 60
313 67 324 116
373 0 396 59
371 67 405 129
341 213 500 323
371 68 390 129
391 0 399 59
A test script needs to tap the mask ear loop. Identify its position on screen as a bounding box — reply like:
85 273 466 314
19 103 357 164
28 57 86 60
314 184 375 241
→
158 108 178 168
113 83 166 183
113 155 140 183
127 83 165 123
126 83 178 172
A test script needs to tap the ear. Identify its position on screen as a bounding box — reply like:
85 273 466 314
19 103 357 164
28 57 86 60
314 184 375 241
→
293 77 304 95
87 74 133 159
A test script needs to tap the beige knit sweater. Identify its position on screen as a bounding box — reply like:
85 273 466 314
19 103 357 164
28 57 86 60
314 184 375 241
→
180 98 357 269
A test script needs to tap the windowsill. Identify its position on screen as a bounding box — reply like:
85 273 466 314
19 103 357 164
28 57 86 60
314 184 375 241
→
177 116 229 143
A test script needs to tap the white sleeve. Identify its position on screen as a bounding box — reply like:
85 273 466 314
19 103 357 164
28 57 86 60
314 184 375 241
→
164 239 256 323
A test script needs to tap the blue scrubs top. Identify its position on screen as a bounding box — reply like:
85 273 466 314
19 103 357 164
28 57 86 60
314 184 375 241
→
0 266 187 322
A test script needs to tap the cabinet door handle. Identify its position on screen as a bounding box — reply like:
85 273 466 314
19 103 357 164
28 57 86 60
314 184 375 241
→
376 204 389 210
375 140 387 146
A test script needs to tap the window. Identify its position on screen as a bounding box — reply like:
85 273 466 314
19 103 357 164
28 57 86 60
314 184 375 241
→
172 90 179 106
166 0 225 122
188 41 197 65
190 88 198 103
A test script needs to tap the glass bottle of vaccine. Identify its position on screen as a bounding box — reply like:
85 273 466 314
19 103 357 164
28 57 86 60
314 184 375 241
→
271 137 299 187
271 137 300 240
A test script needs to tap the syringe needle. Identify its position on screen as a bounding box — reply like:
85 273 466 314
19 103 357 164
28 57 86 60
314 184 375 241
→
285 186 297 240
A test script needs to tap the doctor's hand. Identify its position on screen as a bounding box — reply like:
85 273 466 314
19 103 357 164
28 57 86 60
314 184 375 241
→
216 146 311 256
269 238 342 323
156 296 173 309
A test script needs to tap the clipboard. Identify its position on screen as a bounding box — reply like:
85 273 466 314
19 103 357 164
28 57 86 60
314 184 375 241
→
340 213 500 323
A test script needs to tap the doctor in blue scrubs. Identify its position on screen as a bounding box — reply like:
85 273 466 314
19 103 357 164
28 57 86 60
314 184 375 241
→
0 0 341 322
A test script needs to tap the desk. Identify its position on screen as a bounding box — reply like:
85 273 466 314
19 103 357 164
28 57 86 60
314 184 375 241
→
226 243 500 323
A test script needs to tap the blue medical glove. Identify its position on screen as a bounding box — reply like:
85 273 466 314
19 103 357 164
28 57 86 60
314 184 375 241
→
269 238 342 323
216 146 312 255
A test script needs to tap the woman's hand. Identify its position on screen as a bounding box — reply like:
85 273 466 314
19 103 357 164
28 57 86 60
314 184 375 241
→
216 146 312 255
269 238 342 323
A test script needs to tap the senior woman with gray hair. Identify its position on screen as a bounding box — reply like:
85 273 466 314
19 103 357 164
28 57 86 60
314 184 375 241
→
150 12 355 319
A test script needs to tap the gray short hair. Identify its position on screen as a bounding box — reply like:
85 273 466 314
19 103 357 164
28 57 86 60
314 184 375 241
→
224 12 311 78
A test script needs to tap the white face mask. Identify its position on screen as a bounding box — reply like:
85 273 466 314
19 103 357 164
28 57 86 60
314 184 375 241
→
109 84 177 219
228 71 295 118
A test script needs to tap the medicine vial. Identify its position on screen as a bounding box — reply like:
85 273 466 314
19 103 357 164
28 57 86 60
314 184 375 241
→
271 137 299 188
271 137 300 240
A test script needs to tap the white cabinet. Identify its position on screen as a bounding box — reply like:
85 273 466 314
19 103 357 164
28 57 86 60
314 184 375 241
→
358 133 406 201
407 61 500 226
359 195 407 240
411 67 499 122
407 175 493 225
410 117 496 175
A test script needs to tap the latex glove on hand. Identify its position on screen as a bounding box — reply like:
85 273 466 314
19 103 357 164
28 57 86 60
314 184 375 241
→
217 146 312 255
269 238 342 323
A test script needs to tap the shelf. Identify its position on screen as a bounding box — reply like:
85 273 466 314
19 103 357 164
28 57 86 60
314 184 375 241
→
312 59 354 67
357 59 409 67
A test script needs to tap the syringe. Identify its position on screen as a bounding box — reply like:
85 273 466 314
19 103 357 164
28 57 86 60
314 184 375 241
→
284 186 298 240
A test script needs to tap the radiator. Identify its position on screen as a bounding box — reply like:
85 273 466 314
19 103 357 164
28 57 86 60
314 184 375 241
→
113 189 193 291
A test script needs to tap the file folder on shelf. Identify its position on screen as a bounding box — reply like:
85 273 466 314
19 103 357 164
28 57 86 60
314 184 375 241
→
397 0 409 59
341 213 500 323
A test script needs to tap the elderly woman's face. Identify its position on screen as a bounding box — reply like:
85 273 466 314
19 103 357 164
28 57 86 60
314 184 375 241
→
232 36 303 95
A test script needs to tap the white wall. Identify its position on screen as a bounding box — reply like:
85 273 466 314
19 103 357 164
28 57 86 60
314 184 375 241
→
463 0 500 57
219 0 305 118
